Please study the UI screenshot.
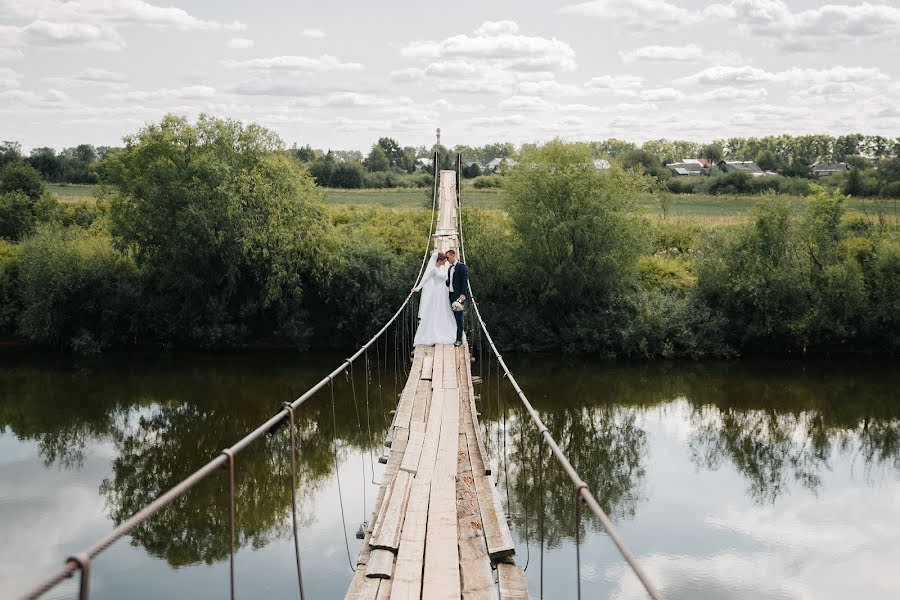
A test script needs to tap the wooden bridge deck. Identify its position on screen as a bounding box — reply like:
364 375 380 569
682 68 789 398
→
345 171 528 600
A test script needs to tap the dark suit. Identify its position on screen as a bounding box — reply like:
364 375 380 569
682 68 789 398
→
446 261 469 344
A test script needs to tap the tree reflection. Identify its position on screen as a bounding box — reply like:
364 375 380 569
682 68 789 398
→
0 352 389 566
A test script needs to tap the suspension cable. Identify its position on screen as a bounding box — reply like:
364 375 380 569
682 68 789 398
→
455 154 663 600
22 152 443 600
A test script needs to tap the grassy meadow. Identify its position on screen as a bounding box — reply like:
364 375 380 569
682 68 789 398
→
51 183 899 228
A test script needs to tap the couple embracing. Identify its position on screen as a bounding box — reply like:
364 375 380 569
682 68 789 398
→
411 249 468 347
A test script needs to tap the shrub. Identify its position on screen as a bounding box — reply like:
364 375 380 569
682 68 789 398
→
0 192 35 240
666 177 703 194
0 161 44 200
472 175 503 189
17 226 141 352
0 240 21 335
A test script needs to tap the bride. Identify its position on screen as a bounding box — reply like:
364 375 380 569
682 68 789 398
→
411 251 457 346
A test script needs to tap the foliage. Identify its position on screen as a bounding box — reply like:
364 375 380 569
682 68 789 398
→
26 145 100 184
471 175 503 189
694 187 900 353
100 115 336 346
0 160 45 200
16 225 141 352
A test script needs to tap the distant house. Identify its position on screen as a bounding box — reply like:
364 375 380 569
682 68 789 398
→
464 160 483 171
811 162 849 177
593 159 611 170
666 161 708 176
717 160 774 177
485 157 517 172
415 157 433 170
680 158 712 168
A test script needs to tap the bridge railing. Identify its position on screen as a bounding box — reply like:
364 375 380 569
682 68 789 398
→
456 154 663 600
21 153 443 600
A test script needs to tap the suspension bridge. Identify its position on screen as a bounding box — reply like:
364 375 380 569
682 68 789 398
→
22 155 661 600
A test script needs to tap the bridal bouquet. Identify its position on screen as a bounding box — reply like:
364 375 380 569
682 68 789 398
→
451 300 464 312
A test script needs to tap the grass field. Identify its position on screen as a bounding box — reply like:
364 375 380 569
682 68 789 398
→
46 183 100 203
47 183 899 225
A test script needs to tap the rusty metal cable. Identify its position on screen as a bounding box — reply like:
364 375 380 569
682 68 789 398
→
22 159 443 600
282 403 306 600
454 153 663 600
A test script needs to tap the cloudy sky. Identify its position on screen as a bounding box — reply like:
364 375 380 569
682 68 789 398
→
1 0 898 152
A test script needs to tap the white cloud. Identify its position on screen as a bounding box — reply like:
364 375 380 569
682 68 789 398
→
711 0 900 52
619 43 743 66
584 75 645 96
117 85 217 101
0 25 25 58
517 78 585 97
223 55 365 73
401 20 576 72
677 65 773 86
301 28 326 39
389 67 425 82
695 86 768 101
559 0 697 31
23 19 126 51
226 37 254 49
498 95 552 111
640 87 685 101
1 0 246 32
0 67 21 90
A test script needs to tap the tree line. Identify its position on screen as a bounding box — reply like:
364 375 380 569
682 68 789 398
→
1 117 897 356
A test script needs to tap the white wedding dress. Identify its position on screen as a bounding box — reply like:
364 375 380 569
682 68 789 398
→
413 253 457 346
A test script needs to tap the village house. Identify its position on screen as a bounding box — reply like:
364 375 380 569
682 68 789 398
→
485 157 517 172
717 160 776 177
666 158 710 176
811 161 849 177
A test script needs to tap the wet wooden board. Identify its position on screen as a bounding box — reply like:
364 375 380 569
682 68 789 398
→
497 563 528 599
442 345 458 389
411 379 430 424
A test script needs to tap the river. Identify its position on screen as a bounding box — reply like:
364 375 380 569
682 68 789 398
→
1 351 897 599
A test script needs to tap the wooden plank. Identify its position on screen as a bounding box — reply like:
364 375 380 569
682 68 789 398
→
393 348 425 429
463 339 491 476
347 573 382 600
497 563 528 599
371 470 413 551
442 345 458 389
474 474 515 561
389 481 430 600
399 430 425 474
421 355 434 380
457 433 498 599
369 477 395 544
422 388 461 600
431 345 445 391
365 549 395 579
411 379 430 423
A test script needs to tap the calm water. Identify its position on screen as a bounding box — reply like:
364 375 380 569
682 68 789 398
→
1 351 898 599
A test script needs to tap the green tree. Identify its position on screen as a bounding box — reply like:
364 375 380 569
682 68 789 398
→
0 141 21 168
755 149 780 172
843 167 865 196
700 143 724 162
364 144 391 172
100 114 336 346
0 160 45 200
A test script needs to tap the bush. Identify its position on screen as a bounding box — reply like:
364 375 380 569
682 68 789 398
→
472 175 503 189
17 226 141 352
666 177 703 194
0 192 35 240
0 161 44 200
0 240 21 335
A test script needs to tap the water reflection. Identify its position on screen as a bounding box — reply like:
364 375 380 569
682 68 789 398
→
1 352 390 571
2 352 898 599
482 356 900 544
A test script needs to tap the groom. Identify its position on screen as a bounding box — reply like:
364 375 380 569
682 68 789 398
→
445 249 468 347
